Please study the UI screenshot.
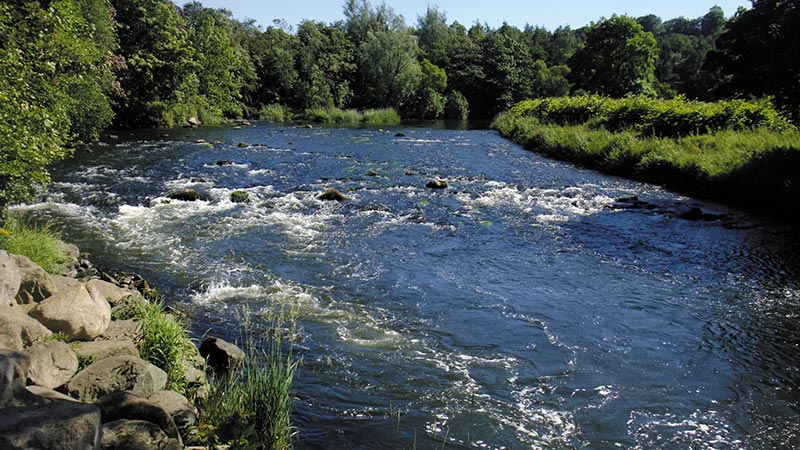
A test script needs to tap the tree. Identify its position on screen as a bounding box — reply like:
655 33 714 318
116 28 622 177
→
245 26 299 108
568 15 658 97
296 20 355 109
112 0 201 126
710 0 800 121
356 27 421 108
416 6 452 67
480 24 537 114
0 0 117 206
183 3 255 120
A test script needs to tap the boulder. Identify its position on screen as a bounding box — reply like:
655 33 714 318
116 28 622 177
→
65 355 167 402
318 188 348 202
0 402 102 450
101 419 182 450
215 160 234 166
199 336 245 374
0 305 53 350
680 207 724 221
185 116 201 128
237 142 249 148
149 390 198 437
14 254 59 304
100 319 141 341
26 385 81 403
426 179 448 189
230 190 250 203
57 241 81 276
0 251 21 306
0 350 34 408
29 283 111 341
26 341 79 389
95 391 181 444
167 189 202 202
73 340 140 362
86 279 140 307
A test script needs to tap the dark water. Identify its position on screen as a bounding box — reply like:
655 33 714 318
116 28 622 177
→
17 122 800 449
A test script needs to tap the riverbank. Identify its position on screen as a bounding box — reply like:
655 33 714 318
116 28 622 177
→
0 218 295 449
492 96 800 221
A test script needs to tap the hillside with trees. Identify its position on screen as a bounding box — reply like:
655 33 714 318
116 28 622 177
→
1 0 798 207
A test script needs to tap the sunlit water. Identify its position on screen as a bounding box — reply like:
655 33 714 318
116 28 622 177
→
16 122 800 449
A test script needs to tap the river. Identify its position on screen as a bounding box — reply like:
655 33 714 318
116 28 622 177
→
16 122 800 449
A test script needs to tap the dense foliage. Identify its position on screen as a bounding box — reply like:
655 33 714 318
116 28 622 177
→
2 0 798 207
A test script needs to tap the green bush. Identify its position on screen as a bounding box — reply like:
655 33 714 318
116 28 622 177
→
0 214 70 274
135 299 193 395
299 107 401 125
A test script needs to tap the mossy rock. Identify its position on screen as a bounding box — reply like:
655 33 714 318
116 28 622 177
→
167 189 202 202
318 189 347 202
230 191 249 204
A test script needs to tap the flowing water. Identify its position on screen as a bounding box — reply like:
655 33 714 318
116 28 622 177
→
16 122 800 449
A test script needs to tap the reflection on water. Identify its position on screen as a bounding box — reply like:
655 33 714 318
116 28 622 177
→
17 122 800 449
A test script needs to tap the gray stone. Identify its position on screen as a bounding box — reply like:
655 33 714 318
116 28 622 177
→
26 341 79 389
86 278 140 307
29 283 111 341
95 391 181 445
26 385 81 403
73 339 140 362
101 419 182 450
1 350 31 408
149 389 197 437
65 355 167 403
99 319 141 341
0 250 21 306
0 304 53 350
426 179 448 189
318 188 348 201
14 254 59 304
0 402 102 450
199 336 245 375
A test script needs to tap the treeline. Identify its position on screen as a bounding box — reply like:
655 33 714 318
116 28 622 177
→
1 0 798 206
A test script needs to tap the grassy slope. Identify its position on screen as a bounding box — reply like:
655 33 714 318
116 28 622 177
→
492 110 800 220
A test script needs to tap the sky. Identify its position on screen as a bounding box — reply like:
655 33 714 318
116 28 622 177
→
197 0 751 31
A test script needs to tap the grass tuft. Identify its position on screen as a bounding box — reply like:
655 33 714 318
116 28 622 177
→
195 307 298 450
135 299 192 395
0 213 69 274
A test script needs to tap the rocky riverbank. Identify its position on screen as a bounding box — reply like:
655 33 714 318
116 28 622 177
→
0 244 243 449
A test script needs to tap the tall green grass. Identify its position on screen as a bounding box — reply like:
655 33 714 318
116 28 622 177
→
510 95 792 137
259 104 293 122
299 107 401 125
493 111 800 217
135 299 193 395
196 308 298 450
0 213 69 274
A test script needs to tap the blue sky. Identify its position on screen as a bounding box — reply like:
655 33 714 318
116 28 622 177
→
198 0 751 30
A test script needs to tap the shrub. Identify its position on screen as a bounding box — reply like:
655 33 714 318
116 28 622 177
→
0 214 70 274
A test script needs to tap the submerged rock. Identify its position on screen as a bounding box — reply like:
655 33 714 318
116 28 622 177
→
426 179 448 189
680 207 724 221
318 189 348 202
167 189 202 202
230 191 249 203
237 142 249 148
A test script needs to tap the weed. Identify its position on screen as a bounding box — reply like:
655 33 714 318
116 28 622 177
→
0 213 69 274
135 299 192 395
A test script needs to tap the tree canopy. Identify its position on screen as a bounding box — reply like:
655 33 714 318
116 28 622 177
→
2 0 797 205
